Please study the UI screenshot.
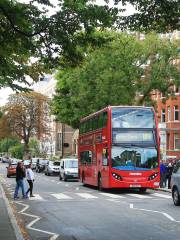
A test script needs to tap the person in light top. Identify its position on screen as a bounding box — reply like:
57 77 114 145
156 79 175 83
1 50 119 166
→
26 163 35 197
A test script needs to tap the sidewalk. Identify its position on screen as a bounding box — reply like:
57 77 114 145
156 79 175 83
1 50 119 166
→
0 184 24 240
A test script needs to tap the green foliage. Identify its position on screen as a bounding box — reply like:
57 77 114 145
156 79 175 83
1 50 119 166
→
0 0 179 90
9 144 24 159
0 138 19 153
52 32 180 128
29 138 40 157
118 0 179 32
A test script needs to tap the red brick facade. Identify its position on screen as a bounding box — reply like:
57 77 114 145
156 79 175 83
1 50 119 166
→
153 88 180 160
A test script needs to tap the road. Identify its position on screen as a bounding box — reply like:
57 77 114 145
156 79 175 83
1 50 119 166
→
0 162 180 240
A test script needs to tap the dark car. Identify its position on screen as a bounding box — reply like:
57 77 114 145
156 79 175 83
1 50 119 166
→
171 160 180 206
36 159 49 173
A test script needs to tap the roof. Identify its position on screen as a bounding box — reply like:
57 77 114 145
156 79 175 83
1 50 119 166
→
81 105 153 122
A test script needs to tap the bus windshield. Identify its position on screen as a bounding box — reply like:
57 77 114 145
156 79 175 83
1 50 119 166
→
111 146 158 170
112 108 155 129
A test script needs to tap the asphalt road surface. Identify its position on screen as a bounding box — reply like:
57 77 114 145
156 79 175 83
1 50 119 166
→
0 163 180 240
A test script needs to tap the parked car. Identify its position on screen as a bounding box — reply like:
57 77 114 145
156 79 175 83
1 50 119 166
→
45 161 60 176
31 158 38 170
2 157 10 163
23 160 31 168
36 159 49 173
59 158 78 181
7 163 17 178
171 160 180 206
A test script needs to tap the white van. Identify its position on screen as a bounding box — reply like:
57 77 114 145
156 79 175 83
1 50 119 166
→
59 158 78 181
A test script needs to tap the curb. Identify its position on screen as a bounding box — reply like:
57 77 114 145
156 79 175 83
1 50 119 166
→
0 183 24 240
155 188 172 193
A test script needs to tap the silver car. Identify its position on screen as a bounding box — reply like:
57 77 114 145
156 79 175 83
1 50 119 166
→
45 161 60 176
171 160 180 206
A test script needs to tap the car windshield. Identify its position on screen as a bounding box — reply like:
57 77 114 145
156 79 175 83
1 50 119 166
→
10 164 17 168
65 160 78 168
111 146 158 170
53 162 60 166
112 108 155 129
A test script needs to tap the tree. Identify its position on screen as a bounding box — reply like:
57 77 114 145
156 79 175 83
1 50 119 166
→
52 32 180 128
0 0 179 90
0 138 19 154
0 114 12 139
5 92 50 156
118 0 179 32
29 138 40 157
0 0 118 90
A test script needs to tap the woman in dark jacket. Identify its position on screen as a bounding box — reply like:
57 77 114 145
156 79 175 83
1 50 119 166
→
14 161 26 200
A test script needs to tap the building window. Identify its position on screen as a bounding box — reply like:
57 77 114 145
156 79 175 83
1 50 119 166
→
167 107 171 121
161 109 166 123
174 134 180 150
56 133 62 151
174 106 179 121
175 86 179 94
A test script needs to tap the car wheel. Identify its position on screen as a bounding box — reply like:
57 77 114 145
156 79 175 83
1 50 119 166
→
63 174 67 182
172 187 180 206
7 175 10 178
59 173 62 181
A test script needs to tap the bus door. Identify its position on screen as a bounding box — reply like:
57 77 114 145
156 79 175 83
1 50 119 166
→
97 144 109 188
84 150 93 184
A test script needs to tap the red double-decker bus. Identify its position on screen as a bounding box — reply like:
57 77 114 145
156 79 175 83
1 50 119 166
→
78 106 160 191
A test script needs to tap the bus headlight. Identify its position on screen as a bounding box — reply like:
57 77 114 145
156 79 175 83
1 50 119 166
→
148 173 158 181
112 173 122 181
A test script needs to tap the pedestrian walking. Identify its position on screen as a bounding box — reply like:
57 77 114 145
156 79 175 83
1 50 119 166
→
160 161 167 188
26 163 35 197
167 162 173 189
14 161 26 200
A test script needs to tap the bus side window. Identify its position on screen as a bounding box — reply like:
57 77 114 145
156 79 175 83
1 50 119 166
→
102 148 108 166
103 112 108 127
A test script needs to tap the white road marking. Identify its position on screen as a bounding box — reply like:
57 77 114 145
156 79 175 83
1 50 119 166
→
65 184 69 187
51 193 72 200
130 203 180 223
57 182 62 184
16 201 59 239
127 194 152 199
75 187 79 190
99 192 126 199
76 193 98 199
151 193 171 199
29 194 44 201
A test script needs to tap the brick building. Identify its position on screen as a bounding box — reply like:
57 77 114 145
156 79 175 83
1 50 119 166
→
33 74 76 158
153 87 180 160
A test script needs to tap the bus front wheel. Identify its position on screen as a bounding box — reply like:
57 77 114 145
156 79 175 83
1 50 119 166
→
139 188 147 193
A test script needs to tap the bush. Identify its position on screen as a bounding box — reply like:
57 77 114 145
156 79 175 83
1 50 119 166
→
9 144 24 159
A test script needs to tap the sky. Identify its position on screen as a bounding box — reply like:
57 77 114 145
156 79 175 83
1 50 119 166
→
0 0 135 107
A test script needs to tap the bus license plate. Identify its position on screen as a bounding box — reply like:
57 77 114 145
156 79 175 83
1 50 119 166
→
130 184 141 188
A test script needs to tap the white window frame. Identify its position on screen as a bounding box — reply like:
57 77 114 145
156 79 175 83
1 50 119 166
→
161 109 166 123
167 107 171 122
174 106 179 121
174 134 180 150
